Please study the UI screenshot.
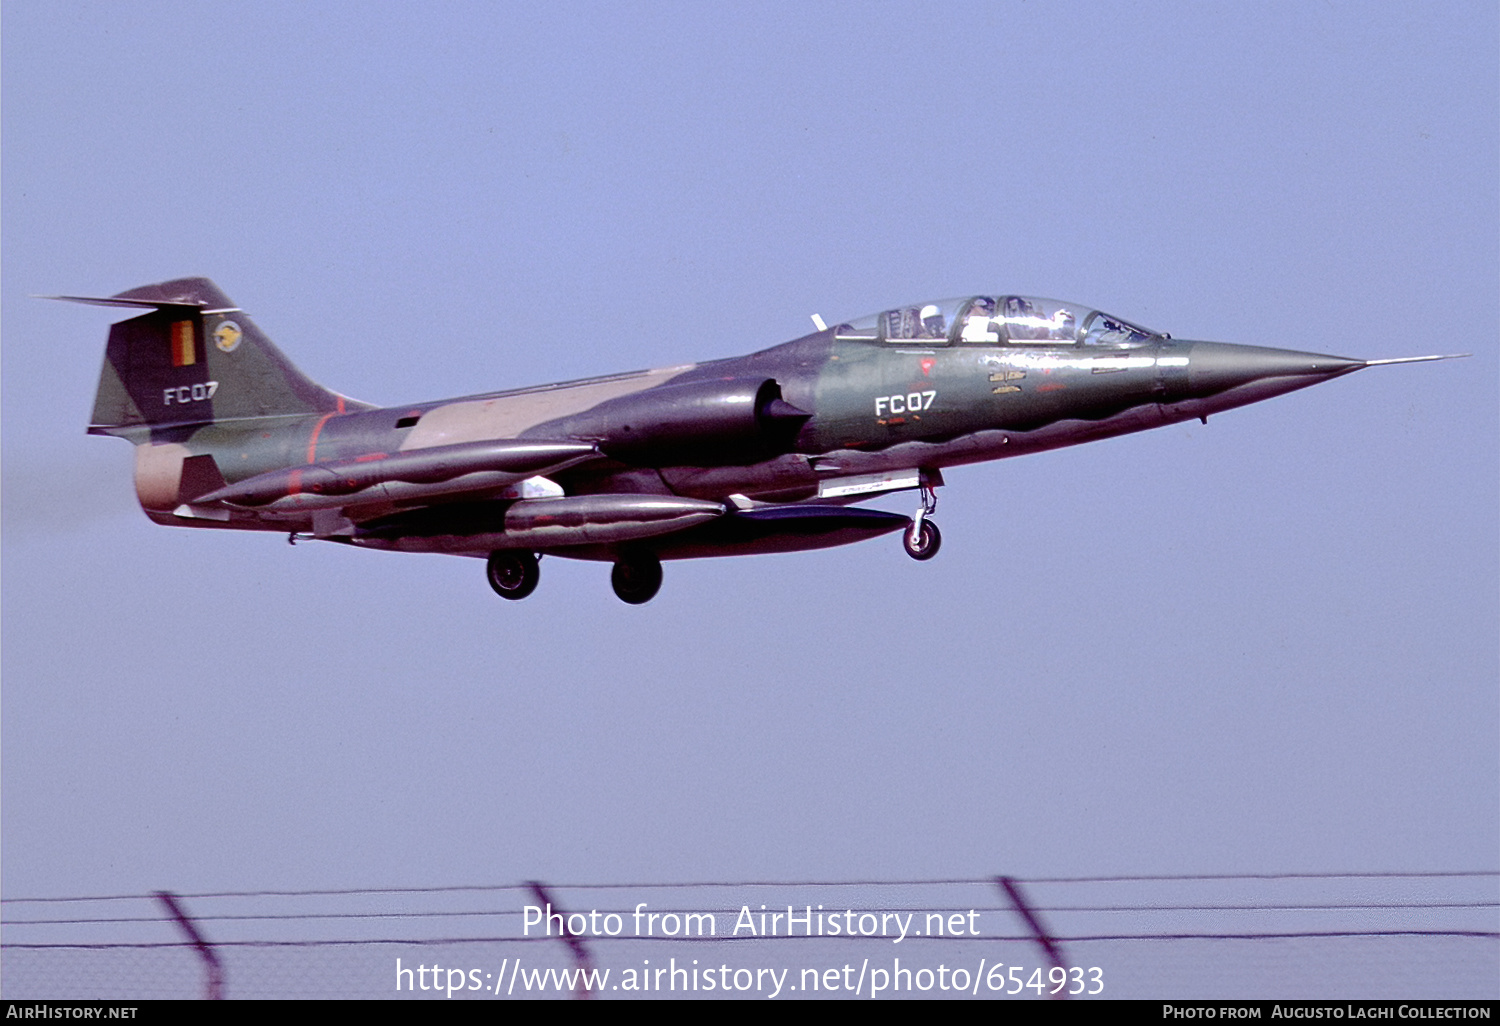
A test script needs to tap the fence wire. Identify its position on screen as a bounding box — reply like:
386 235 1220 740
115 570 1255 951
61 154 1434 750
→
3 872 1496 1000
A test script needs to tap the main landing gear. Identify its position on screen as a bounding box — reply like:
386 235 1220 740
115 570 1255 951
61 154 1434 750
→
903 480 942 561
611 553 663 605
485 550 664 604
486 550 540 600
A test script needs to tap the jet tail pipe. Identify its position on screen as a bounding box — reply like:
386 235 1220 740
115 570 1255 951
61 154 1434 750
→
196 439 598 509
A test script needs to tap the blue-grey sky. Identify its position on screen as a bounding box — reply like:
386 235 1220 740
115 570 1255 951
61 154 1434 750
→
3 0 1496 994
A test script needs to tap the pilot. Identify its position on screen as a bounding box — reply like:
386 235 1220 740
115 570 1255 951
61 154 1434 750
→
960 297 998 342
919 304 946 339
1003 296 1043 340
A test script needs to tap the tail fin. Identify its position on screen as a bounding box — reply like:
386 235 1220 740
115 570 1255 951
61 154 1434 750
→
56 277 366 438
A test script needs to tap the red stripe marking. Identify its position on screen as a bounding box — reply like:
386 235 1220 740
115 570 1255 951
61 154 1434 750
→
288 468 303 497
306 413 336 463
353 452 388 463
336 396 346 414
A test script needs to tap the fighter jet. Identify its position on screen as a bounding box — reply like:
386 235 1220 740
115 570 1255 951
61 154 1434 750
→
59 278 1462 604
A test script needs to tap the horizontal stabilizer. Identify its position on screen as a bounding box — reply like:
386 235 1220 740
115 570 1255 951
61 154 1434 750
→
41 294 234 313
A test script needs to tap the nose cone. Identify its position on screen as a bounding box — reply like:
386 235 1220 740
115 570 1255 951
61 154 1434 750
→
1183 342 1364 399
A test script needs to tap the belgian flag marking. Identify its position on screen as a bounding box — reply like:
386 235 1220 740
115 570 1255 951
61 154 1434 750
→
170 320 196 367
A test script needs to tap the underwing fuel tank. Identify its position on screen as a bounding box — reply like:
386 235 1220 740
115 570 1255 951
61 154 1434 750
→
349 494 727 554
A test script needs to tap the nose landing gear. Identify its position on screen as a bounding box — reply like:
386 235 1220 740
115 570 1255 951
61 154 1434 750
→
904 518 941 560
903 479 942 561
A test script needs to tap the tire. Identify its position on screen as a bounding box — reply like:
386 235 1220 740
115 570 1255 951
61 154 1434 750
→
611 555 663 604
903 519 941 561
486 551 540 600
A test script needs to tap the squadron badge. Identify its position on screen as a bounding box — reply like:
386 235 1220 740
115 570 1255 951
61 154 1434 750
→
214 321 243 353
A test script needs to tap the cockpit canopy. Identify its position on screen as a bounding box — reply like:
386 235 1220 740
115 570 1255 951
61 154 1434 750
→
835 295 1160 348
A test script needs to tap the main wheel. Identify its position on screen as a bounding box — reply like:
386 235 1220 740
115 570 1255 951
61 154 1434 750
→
903 519 941 561
611 555 663 604
486 551 540 600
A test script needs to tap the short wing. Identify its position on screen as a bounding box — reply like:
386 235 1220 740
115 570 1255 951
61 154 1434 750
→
192 439 601 515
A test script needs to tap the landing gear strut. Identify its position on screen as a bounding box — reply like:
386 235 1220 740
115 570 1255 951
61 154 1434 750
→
903 480 942 561
611 553 663 604
487 550 540 600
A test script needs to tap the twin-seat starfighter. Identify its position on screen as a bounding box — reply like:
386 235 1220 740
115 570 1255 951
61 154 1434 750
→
61 279 1460 603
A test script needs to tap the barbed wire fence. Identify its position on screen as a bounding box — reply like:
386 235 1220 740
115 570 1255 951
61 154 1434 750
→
3 871 1496 1000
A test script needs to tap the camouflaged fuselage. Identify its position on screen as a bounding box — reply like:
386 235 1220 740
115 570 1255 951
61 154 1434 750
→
75 278 1445 601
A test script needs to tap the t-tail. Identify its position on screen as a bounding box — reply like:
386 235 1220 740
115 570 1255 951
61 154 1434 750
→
54 277 371 523
50 277 366 440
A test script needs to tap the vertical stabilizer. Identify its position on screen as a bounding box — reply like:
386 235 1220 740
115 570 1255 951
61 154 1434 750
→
67 277 363 437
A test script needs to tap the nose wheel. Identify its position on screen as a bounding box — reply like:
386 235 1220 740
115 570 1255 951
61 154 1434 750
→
611 554 663 604
903 478 942 561
904 518 942 560
487 550 540 600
